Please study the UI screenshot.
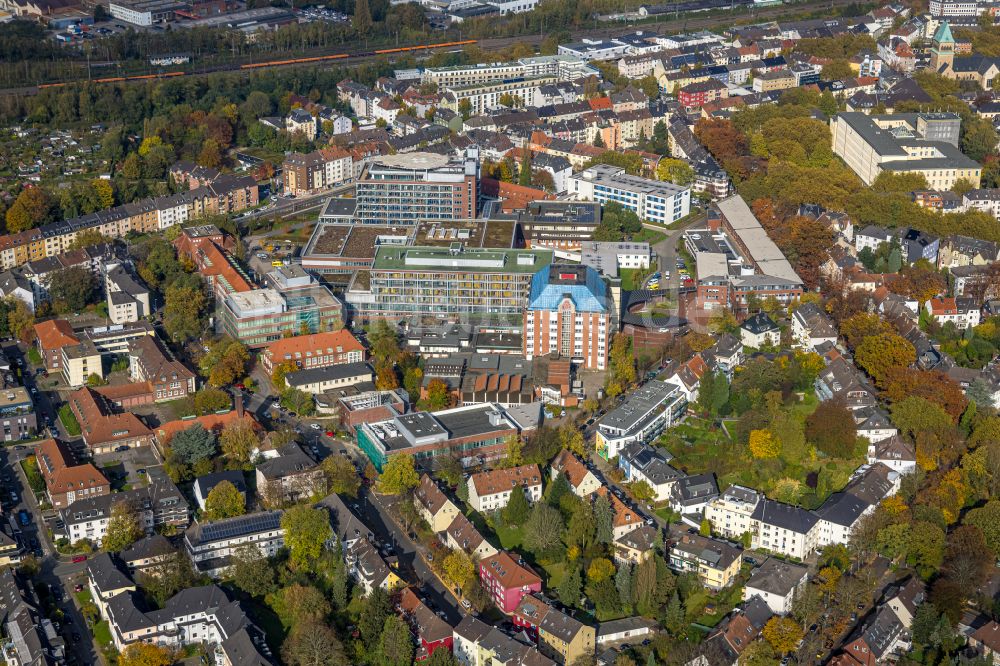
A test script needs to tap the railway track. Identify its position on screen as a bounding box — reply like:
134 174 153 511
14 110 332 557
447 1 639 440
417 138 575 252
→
2 0 859 97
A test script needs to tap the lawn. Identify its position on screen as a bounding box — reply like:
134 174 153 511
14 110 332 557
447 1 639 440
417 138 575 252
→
74 589 92 605
26 347 41 366
93 621 112 646
620 268 643 291
632 228 666 245
541 561 567 589
58 404 81 436
494 523 524 550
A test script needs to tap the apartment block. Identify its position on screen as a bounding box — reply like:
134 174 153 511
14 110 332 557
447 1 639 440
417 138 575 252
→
569 164 691 225
467 464 543 513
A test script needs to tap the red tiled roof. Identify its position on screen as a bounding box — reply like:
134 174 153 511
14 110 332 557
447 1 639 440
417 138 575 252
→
34 319 78 350
155 409 257 444
263 330 365 365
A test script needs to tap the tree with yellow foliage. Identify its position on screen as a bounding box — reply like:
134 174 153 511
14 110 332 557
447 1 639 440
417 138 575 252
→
762 617 803 655
749 429 780 459
118 642 174 666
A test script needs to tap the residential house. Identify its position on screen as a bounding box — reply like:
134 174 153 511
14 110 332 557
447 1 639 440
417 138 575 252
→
255 443 325 505
398 587 454 661
703 485 758 544
791 302 839 350
840 607 909 666
467 465 543 513
751 499 820 559
478 550 542 614
926 297 981 329
192 470 248 511
549 450 601 497
694 596 773 666
67 387 154 455
669 473 720 517
33 318 78 372
452 615 555 666
668 531 742 589
613 525 660 567
866 435 917 474
618 442 683 502
346 538 403 595
740 313 781 348
444 512 498 561
743 558 809 615
512 594 596 665
886 577 925 630
61 471 188 546
283 362 375 395
414 474 461 533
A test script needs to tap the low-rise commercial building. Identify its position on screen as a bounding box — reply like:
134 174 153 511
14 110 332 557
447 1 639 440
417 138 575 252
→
284 362 374 395
36 438 109 509
357 402 541 471
260 329 365 374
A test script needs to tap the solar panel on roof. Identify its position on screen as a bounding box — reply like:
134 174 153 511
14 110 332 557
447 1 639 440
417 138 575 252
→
199 512 282 542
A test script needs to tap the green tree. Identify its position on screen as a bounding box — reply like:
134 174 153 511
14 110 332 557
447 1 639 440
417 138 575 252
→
281 505 332 571
353 0 372 33
359 588 392 646
378 454 419 495
103 500 143 552
282 622 348 666
518 150 533 187
193 387 231 415
377 616 415 666
219 420 258 468
655 158 695 186
908 520 946 577
321 455 361 498
48 266 97 313
594 494 614 544
203 480 245 521
270 584 331 628
229 543 277 598
963 116 1000 162
170 424 217 465
503 486 531 524
762 617 804 654
163 281 207 342
524 502 565 555
558 565 583 606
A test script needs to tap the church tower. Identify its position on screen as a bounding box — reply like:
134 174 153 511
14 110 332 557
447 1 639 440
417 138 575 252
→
931 21 955 74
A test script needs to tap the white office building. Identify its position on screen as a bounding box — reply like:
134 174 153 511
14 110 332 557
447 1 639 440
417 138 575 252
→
570 164 691 225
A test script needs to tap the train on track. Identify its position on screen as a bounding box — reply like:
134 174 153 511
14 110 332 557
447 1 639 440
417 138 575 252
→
35 39 478 90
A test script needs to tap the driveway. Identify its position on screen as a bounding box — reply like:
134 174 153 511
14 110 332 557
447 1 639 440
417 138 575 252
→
646 208 706 292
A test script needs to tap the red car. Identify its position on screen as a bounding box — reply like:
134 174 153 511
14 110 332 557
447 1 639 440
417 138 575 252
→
71 555 87 563
325 430 334 437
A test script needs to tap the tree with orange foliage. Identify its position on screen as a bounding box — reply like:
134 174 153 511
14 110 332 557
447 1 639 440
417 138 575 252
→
880 367 967 419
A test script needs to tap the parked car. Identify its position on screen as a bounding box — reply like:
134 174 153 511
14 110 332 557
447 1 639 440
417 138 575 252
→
72 555 87 564
17 510 29 527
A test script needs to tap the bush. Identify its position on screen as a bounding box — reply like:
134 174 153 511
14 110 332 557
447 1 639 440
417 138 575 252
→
21 456 45 494
58 404 81 436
